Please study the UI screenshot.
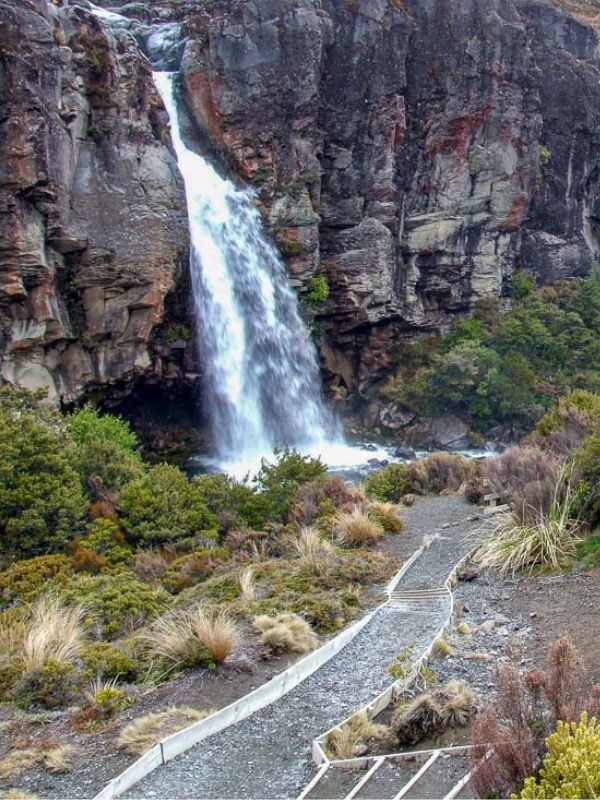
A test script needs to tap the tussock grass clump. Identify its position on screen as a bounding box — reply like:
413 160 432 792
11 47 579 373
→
43 744 75 774
84 677 129 718
333 508 384 547
391 681 476 746
431 636 454 658
141 605 239 668
118 707 210 756
253 612 317 655
189 606 239 663
0 743 74 779
474 481 581 574
367 501 403 534
327 711 395 759
238 566 257 600
290 527 335 573
22 596 86 670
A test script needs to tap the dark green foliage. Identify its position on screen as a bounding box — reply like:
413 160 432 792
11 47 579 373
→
0 554 73 606
14 659 80 709
365 464 412 503
62 572 170 638
0 394 86 555
255 447 327 521
81 641 139 682
192 473 272 531
118 464 218 548
68 406 144 495
381 274 600 432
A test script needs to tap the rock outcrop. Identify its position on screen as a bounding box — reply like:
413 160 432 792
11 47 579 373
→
0 0 189 403
3 0 600 417
166 0 600 397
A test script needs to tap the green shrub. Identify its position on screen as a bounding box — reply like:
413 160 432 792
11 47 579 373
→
14 659 80 709
119 464 218 549
192 473 272 531
62 572 170 639
77 519 132 565
517 714 600 799
254 448 327 521
81 641 139 682
0 407 86 555
0 555 73 606
68 407 144 496
365 464 412 503
85 678 131 718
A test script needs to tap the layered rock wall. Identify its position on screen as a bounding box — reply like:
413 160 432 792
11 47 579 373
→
0 0 189 403
3 0 600 413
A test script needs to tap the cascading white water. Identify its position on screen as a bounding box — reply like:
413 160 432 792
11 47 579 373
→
154 72 336 462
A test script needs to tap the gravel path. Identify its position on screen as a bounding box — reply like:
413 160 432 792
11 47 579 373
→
126 497 479 800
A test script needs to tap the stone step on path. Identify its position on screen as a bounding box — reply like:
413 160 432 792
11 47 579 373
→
125 498 479 800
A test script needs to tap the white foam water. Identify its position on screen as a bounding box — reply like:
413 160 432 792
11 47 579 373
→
154 72 338 464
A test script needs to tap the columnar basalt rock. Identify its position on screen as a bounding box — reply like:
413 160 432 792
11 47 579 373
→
0 0 189 403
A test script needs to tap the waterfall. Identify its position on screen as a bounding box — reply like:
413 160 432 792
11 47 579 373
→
154 72 335 462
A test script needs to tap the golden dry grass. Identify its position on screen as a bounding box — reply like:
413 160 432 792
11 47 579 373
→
238 566 257 601
188 606 239 663
367 501 403 534
291 526 335 573
0 791 38 799
253 612 317 654
141 604 238 667
333 508 384 547
391 680 476 745
0 749 39 780
118 707 210 756
22 596 86 670
0 743 74 779
43 744 75 774
326 712 394 759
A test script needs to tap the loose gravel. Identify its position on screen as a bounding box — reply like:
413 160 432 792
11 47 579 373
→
126 497 479 800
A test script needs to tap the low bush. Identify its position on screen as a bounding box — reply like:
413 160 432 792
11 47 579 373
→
367 501 403 533
61 572 170 639
470 635 593 798
0 554 73 606
14 658 80 709
411 452 478 494
118 464 218 549
364 464 412 503
253 612 317 655
254 447 327 521
81 641 139 682
289 476 363 526
391 681 476 746
482 446 561 524
192 473 272 531
518 713 600 799
84 677 131 718
333 508 384 547
133 550 169 584
75 519 132 565
118 707 210 756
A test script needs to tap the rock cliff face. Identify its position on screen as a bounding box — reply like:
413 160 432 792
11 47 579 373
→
166 0 600 398
3 0 600 420
0 0 189 404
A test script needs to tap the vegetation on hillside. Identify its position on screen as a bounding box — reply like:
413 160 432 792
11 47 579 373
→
380 272 600 434
0 388 408 721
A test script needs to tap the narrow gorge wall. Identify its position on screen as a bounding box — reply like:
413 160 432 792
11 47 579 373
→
0 0 189 404
3 0 600 418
